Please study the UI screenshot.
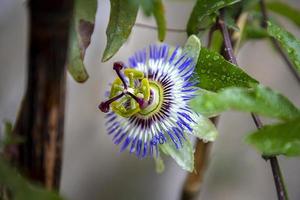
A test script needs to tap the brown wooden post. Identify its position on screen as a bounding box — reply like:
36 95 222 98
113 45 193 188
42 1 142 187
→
13 0 73 190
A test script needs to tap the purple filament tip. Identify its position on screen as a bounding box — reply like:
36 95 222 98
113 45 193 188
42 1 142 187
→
98 92 125 113
113 62 128 89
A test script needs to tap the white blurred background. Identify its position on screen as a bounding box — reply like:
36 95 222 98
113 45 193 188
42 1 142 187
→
0 0 300 199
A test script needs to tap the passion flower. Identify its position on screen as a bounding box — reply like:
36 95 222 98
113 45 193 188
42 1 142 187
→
99 44 213 158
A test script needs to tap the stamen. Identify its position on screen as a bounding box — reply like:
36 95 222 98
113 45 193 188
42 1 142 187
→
126 91 148 109
113 62 128 89
99 92 125 113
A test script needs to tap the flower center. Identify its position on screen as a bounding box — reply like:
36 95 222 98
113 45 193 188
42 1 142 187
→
99 62 163 118
138 81 163 117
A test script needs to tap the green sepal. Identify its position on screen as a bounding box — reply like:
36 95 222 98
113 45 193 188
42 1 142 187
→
160 134 195 172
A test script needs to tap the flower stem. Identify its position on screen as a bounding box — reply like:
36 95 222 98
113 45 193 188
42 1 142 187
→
269 156 289 200
218 9 289 200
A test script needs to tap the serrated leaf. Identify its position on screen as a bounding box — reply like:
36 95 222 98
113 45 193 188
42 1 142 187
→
267 21 300 73
102 0 139 62
0 158 63 200
246 117 300 156
182 35 201 63
160 136 194 172
67 0 97 83
193 48 258 92
187 0 241 35
190 85 300 120
266 2 300 28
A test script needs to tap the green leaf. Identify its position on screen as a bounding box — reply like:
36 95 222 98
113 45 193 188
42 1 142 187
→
160 137 194 172
267 21 300 73
0 158 63 200
68 22 92 83
187 0 240 35
152 0 166 41
67 0 97 83
130 0 152 15
194 48 258 92
102 0 139 62
130 0 166 41
266 2 300 28
246 117 300 156
190 84 300 120
182 35 201 63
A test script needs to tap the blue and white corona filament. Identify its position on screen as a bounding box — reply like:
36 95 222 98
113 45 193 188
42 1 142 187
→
99 44 204 158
